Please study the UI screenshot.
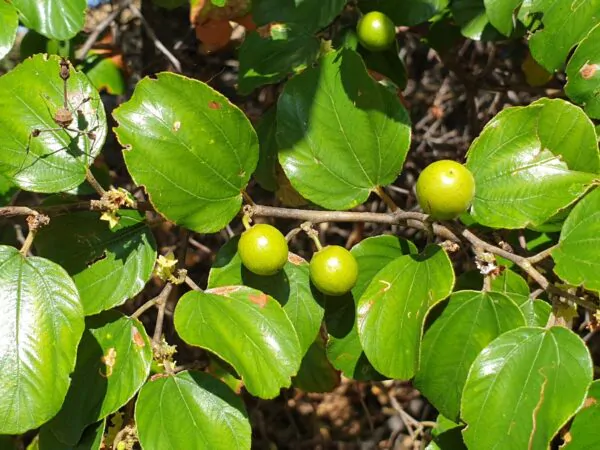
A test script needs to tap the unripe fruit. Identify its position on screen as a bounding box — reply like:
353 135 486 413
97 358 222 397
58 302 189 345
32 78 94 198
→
356 11 396 52
309 245 358 296
416 160 476 220
238 224 288 276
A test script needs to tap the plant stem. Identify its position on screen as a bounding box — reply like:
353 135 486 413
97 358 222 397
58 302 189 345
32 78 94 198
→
132 283 173 319
19 214 50 256
242 189 255 206
85 168 106 196
374 186 398 211
527 245 558 264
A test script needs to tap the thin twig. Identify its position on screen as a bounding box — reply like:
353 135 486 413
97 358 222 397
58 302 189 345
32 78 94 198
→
185 276 202 291
0 206 39 218
19 214 49 256
527 245 558 264
152 284 174 345
76 0 133 61
132 283 173 319
86 168 106 196
128 4 182 72
375 186 398 211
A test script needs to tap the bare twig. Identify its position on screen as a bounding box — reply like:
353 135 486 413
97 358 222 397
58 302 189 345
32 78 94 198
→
20 214 50 256
85 168 106 196
132 283 173 319
527 245 558 265
184 276 202 291
128 4 182 72
0 206 39 218
76 0 133 61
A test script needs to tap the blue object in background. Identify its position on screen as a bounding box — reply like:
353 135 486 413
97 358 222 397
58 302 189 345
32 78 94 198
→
88 0 112 7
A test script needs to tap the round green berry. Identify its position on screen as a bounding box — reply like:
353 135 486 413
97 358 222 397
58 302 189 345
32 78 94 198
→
309 245 358 296
238 224 288 276
356 11 396 52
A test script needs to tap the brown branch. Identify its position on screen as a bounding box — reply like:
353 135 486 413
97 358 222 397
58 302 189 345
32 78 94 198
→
132 283 173 319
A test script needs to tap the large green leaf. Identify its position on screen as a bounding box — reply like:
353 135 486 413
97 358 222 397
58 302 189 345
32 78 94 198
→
490 269 529 296
47 312 152 445
451 0 501 40
326 235 416 380
113 73 259 233
207 237 324 356
0 54 107 193
357 245 454 379
238 31 320 95
358 0 449 26
277 49 411 210
566 24 600 120
136 371 250 450
0 245 84 434
252 0 346 31
523 0 600 72
563 380 600 450
461 327 593 449
552 187 600 293
35 420 105 450
35 210 157 315
174 286 302 398
414 291 526 421
466 98 598 229
12 0 86 41
0 1 18 60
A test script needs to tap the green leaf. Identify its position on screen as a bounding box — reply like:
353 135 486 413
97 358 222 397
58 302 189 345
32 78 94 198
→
293 335 340 393
552 187 600 293
238 31 320 95
36 420 105 450
47 312 152 445
136 371 250 450
414 291 526 421
358 42 408 90
563 380 600 450
113 73 258 233
0 54 107 193
466 98 598 229
174 286 302 398
253 107 279 191
483 0 522 36
565 24 600 120
519 297 551 327
451 0 501 40
208 237 323 356
0 245 84 435
12 0 86 40
0 1 18 60
252 0 346 31
83 53 126 96
357 245 454 379
524 0 600 72
35 211 157 315
427 414 467 450
0 173 17 206
358 0 449 26
461 327 593 449
326 235 416 380
490 269 529 296
277 49 411 210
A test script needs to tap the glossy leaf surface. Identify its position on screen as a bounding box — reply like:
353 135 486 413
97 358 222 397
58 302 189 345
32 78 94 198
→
490 269 529 296
519 298 551 327
35 210 156 315
0 246 83 434
414 291 526 420
0 55 107 193
563 380 600 450
565 24 600 119
174 286 302 398
0 1 18 60
136 371 250 450
462 327 593 449
466 98 598 229
357 245 454 379
208 238 323 356
326 235 416 380
13 0 86 40
113 73 259 233
48 312 152 445
277 49 411 210
552 187 600 293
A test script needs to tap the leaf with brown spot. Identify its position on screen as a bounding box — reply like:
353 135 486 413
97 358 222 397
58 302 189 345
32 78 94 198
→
207 286 242 296
249 293 268 308
132 328 146 348
287 253 305 265
208 100 221 110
